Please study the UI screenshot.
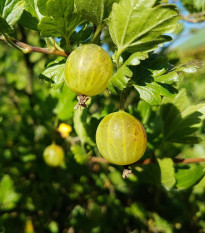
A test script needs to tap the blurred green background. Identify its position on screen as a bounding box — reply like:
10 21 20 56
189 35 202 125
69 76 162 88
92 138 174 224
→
1 1 205 233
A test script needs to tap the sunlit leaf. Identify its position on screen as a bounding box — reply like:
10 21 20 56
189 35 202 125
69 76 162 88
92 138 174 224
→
157 158 175 190
175 164 205 190
106 0 180 55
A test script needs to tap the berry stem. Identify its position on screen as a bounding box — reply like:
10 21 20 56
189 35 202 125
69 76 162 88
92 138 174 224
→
122 166 132 179
91 24 104 42
120 91 125 110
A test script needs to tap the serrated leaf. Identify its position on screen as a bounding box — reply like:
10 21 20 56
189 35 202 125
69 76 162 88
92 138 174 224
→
39 57 66 89
175 164 205 190
54 86 76 120
125 51 149 66
134 84 161 105
19 0 43 30
24 0 43 20
70 23 93 43
147 56 169 78
0 0 25 28
108 66 132 94
19 11 39 30
0 175 20 210
104 0 121 18
39 0 82 39
157 158 175 190
130 55 179 105
155 60 201 84
154 71 181 84
161 90 205 144
108 52 148 94
148 82 177 98
75 0 104 26
75 0 119 26
106 0 180 55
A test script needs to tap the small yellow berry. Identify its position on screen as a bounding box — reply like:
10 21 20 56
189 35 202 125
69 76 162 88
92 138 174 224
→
58 123 72 138
25 219 34 233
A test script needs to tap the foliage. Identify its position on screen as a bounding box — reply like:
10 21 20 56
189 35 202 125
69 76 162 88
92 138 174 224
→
0 0 205 232
182 0 205 12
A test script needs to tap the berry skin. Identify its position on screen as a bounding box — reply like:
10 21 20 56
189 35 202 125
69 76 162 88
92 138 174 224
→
96 111 147 165
64 44 113 96
43 144 64 167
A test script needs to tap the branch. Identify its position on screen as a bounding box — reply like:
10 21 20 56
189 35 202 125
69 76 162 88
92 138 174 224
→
89 157 205 165
183 12 205 23
0 35 69 57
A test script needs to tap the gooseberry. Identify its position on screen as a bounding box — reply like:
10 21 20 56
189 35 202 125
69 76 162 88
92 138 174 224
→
43 144 65 167
64 44 113 97
96 111 147 165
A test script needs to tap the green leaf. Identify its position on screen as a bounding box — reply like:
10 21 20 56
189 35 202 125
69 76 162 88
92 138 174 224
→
133 81 177 105
152 213 173 233
108 52 148 94
37 0 48 16
154 71 181 84
161 90 205 144
109 169 129 193
130 55 178 105
19 11 39 31
75 0 104 26
71 145 89 164
108 66 132 94
155 60 201 84
39 57 66 89
0 16 12 33
0 175 20 210
157 158 175 190
134 84 162 105
73 108 95 146
54 86 76 120
75 0 119 26
70 23 93 43
106 0 180 55
148 82 177 98
135 162 161 186
135 100 151 125
124 51 149 66
39 0 82 39
175 164 205 190
24 0 42 19
0 0 25 28
104 0 121 18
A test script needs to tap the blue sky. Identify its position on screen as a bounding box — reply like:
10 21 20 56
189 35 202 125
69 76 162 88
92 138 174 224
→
169 0 205 49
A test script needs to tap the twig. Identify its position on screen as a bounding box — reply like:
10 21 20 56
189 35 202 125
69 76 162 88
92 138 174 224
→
0 35 69 57
183 12 205 23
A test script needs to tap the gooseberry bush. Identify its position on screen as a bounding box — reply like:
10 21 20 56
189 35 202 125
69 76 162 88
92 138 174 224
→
1 0 205 232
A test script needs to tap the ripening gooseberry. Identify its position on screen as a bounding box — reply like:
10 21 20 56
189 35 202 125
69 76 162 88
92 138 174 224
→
64 44 113 96
96 111 147 165
43 144 65 167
